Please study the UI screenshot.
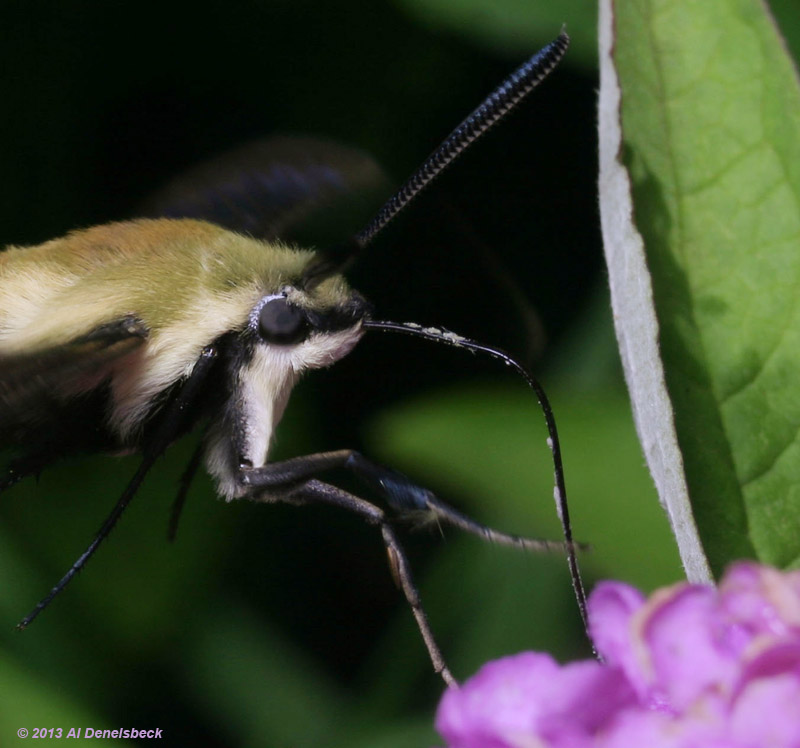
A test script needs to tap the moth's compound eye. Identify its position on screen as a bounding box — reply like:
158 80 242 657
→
258 297 308 345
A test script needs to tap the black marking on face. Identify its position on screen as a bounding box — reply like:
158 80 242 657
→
304 292 372 333
251 290 372 346
218 332 257 474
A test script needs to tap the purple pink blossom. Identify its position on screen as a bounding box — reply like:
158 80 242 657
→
436 562 800 747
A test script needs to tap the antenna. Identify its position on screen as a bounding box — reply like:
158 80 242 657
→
302 32 570 287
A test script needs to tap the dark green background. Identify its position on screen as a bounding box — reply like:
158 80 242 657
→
0 2 681 746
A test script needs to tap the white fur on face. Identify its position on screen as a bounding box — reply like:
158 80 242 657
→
238 345 298 470
206 323 364 500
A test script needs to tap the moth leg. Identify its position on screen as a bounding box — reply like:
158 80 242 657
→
16 345 219 630
167 440 205 542
238 450 570 552
0 451 54 494
243 477 456 686
16 449 164 630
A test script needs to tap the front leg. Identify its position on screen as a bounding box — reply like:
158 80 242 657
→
238 449 433 508
237 450 569 552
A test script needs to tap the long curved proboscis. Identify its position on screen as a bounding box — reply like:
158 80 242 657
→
362 318 588 630
302 32 570 288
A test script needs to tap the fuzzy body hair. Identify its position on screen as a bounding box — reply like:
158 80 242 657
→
0 218 365 496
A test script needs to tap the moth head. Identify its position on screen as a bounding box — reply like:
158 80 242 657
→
245 271 371 371
205 264 371 498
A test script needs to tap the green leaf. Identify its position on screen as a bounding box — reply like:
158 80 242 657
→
599 0 800 574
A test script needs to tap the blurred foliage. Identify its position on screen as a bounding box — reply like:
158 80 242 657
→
770 0 800 63
395 0 598 69
0 1 684 746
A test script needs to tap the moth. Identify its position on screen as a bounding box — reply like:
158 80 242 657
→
0 33 583 684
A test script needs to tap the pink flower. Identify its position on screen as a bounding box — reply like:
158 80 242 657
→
435 563 800 747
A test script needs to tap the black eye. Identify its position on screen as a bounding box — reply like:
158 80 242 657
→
258 298 308 344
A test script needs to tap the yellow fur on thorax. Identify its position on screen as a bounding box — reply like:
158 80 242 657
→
0 219 311 349
0 218 316 437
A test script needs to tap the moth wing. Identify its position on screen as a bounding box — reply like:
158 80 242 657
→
138 135 390 245
0 316 148 445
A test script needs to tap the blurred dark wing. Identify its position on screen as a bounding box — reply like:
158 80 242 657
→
138 136 389 245
0 316 147 443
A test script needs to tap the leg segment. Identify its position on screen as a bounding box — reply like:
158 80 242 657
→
242 477 456 686
0 452 51 494
239 450 569 552
16 345 219 630
167 440 205 542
